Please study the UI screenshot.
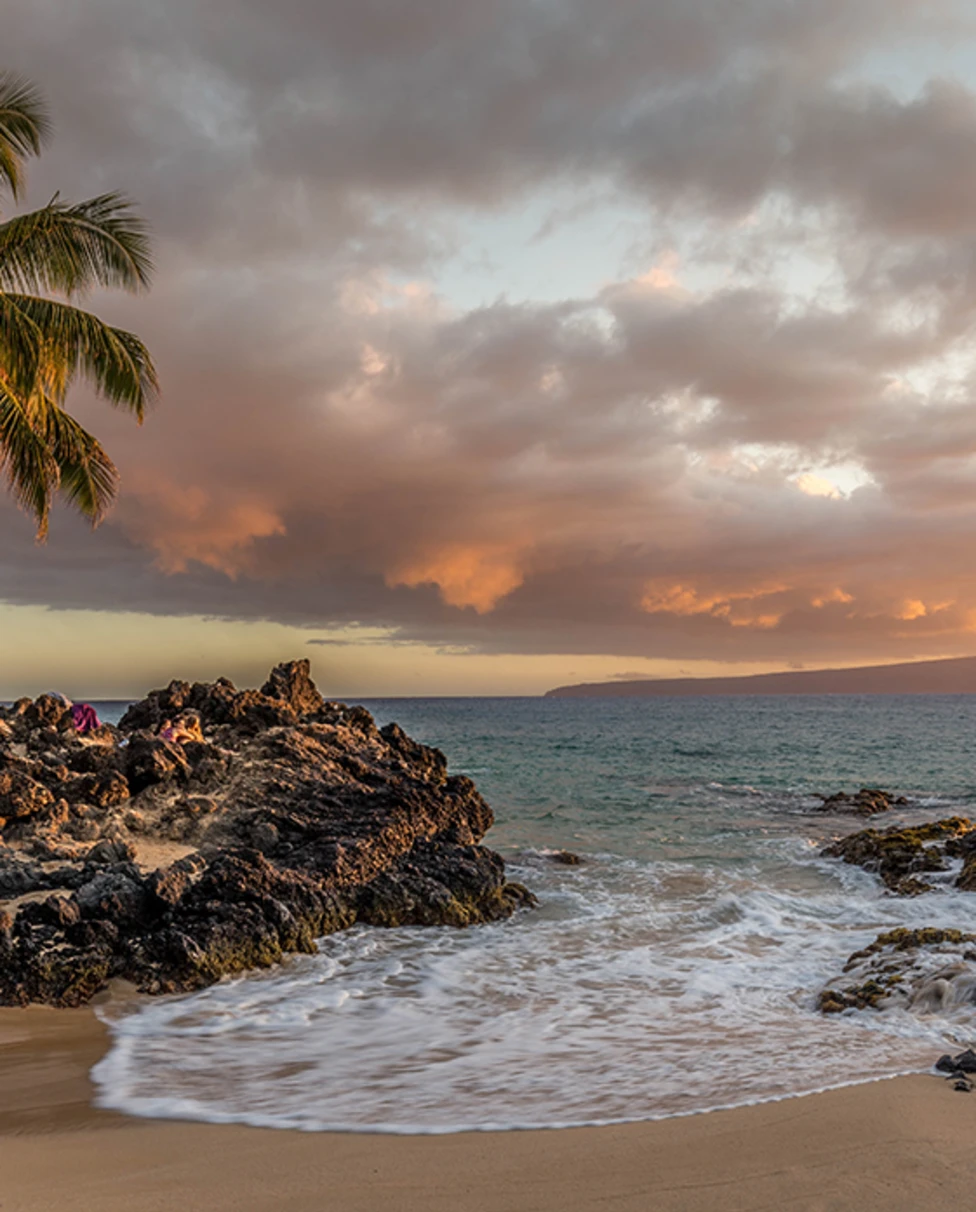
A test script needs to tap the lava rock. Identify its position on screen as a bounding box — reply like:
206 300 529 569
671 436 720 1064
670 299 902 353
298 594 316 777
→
816 788 908 816
124 736 191 795
819 928 976 1014
0 661 534 1006
821 818 974 894
86 838 137 865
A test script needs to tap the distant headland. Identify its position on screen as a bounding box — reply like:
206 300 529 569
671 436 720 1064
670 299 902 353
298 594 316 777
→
545 655 976 698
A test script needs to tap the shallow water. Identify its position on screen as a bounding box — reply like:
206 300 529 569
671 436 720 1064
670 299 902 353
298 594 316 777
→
92 695 976 1131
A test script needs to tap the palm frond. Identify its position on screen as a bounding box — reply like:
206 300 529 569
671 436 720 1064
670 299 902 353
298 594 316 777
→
0 73 50 201
0 287 42 395
0 193 153 294
43 402 119 523
0 377 56 537
4 293 158 419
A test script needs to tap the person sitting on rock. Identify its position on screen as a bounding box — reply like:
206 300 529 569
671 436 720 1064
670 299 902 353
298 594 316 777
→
52 693 101 735
70 701 101 735
157 712 204 746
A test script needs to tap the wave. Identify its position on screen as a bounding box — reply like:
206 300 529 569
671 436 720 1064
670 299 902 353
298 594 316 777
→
92 841 975 1133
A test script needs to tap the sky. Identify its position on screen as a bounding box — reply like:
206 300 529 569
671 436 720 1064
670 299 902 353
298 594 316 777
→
5 1 976 697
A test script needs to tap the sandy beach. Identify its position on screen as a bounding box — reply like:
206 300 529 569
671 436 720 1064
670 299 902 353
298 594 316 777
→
0 1006 972 1212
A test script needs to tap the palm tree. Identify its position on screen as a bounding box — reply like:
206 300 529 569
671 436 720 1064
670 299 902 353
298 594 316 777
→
0 72 158 538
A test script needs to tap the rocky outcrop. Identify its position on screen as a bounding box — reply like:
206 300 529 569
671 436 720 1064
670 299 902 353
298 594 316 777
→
819 815 976 1021
819 927 976 1014
820 817 975 895
935 1049 976 1092
0 661 535 1007
815 788 907 816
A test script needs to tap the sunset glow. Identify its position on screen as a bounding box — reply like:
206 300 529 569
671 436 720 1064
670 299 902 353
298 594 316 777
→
5 2 976 696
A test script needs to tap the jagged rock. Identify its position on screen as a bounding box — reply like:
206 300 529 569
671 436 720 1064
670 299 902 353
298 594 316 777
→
819 927 976 1014
23 694 71 732
116 660 326 735
936 1049 976 1075
549 849 582 865
0 769 54 822
0 851 47 899
821 817 975 894
116 680 196 733
260 659 324 716
147 853 207 908
0 661 534 1006
816 788 907 816
356 841 537 927
39 894 82 929
86 839 137 865
67 768 130 808
958 859 976 892
75 867 147 923
124 736 191 795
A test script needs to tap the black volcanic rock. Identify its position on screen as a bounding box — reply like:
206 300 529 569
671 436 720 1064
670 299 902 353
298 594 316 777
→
820 817 975 895
815 788 907 816
0 661 535 1007
819 818 976 1022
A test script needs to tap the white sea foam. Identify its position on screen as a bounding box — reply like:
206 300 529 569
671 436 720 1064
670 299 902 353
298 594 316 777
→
93 841 976 1133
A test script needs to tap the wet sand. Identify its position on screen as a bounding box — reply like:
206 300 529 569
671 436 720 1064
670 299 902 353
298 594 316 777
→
1 1005 974 1212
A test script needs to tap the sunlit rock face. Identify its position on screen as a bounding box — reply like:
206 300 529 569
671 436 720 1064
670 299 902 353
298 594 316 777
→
821 818 976 895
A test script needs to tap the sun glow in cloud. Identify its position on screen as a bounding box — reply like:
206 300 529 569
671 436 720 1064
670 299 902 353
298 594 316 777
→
387 544 527 613
811 588 855 608
636 251 682 294
640 582 788 630
794 473 842 499
895 599 928 621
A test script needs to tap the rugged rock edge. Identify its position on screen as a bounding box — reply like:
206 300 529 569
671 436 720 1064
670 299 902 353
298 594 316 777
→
818 817 976 1016
0 661 535 1007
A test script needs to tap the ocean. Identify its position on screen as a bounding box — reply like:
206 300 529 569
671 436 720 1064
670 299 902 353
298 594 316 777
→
91 694 976 1132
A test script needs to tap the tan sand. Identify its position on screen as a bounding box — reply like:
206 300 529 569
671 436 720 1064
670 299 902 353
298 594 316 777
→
1 1005 974 1212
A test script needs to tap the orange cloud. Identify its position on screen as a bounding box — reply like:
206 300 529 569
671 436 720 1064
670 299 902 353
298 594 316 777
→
640 584 723 616
122 479 286 578
895 598 927 621
811 588 854 607
637 251 681 293
731 613 782 629
640 581 788 629
387 544 526 613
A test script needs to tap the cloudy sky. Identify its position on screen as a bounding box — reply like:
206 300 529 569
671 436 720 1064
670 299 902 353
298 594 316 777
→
5 0 976 696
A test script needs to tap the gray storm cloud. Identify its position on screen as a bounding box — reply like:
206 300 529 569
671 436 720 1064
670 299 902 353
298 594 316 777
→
4 0 976 667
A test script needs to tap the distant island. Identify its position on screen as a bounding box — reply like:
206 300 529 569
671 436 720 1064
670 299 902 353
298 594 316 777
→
545 655 976 698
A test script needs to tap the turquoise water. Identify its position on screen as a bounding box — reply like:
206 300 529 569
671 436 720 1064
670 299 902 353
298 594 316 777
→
360 694 976 855
93 695 976 1131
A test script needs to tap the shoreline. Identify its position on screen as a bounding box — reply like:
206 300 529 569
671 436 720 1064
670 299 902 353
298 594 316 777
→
2 1007 974 1211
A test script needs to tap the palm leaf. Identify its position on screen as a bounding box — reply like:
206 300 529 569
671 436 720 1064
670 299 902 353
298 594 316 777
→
0 378 56 537
43 403 119 522
0 193 153 294
4 293 158 419
0 73 50 200
0 287 42 395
